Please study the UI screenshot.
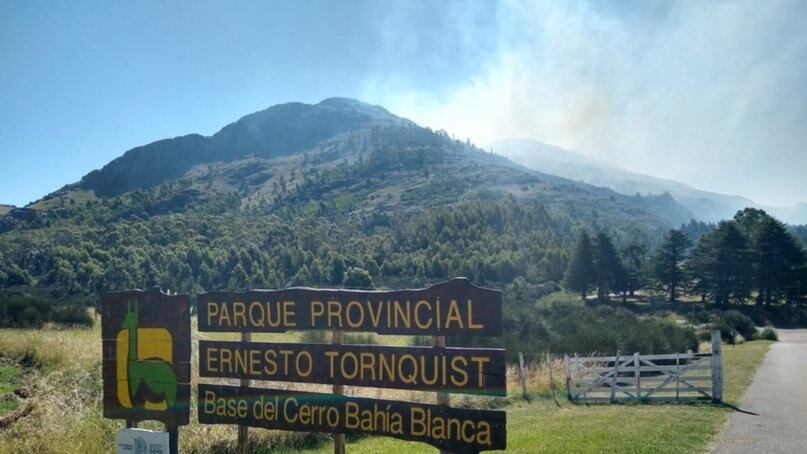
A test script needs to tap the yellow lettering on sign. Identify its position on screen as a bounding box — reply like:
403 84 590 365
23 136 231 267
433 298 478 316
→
450 356 469 387
345 402 359 429
327 300 342 328
311 301 324 326
232 302 246 326
444 299 463 329
346 301 364 328
248 302 265 328
393 300 411 328
467 299 483 329
207 302 219 326
471 356 491 387
414 300 432 329
206 347 219 373
283 301 296 327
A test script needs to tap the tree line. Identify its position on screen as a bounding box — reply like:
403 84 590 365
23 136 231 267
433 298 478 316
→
563 208 806 305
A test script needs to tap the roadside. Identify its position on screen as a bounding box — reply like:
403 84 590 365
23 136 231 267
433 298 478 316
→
712 329 807 453
304 340 772 453
0 323 772 453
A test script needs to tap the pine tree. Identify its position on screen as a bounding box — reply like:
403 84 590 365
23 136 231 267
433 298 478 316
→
691 221 753 305
329 256 345 285
651 229 691 302
592 232 626 302
752 216 805 305
228 263 250 290
564 230 595 301
621 242 647 298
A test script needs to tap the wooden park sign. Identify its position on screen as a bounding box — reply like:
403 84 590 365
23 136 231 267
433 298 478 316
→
198 276 503 336
199 341 507 395
198 384 507 452
101 289 191 453
198 277 507 452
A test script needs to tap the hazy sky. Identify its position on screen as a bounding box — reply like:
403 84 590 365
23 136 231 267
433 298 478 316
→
2 1 806 207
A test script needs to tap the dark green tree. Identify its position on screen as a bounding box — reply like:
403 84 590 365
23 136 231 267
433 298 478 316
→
651 229 691 302
691 221 753 305
751 216 805 305
563 230 595 301
329 256 345 285
342 267 374 289
228 263 250 290
592 232 626 302
621 242 647 298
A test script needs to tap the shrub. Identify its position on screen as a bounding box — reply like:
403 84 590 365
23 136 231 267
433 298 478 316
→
760 326 778 341
0 294 93 328
540 305 699 355
709 310 756 341
452 304 699 358
342 267 374 289
52 305 93 327
536 291 583 309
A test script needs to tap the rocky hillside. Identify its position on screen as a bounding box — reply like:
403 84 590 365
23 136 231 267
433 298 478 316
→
0 98 687 299
490 138 807 224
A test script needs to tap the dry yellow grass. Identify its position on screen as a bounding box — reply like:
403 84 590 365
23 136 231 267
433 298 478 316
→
0 318 562 452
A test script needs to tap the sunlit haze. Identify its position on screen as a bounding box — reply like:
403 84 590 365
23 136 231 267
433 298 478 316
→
2 0 805 207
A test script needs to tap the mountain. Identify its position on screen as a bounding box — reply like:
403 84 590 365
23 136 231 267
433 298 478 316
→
1 98 697 301
0 205 14 216
71 98 413 197
489 138 807 224
26 99 692 228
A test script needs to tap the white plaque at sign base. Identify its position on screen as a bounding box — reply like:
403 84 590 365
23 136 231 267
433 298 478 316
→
116 427 170 454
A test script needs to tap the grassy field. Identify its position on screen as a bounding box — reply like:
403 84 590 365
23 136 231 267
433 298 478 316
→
0 317 771 453
309 340 771 453
0 362 22 415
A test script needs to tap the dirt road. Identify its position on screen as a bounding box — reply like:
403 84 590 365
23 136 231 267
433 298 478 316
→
712 329 807 453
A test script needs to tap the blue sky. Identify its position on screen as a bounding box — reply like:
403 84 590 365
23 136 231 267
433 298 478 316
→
1 0 806 207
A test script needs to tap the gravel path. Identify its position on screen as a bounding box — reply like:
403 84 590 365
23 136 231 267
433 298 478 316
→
712 329 807 453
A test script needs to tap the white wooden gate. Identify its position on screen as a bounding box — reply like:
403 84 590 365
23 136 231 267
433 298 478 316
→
564 331 723 403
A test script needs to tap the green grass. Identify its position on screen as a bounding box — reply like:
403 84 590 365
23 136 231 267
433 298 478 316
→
0 363 22 415
303 340 773 454
0 316 771 453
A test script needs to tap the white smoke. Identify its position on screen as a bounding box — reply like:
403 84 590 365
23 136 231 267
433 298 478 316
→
362 0 807 206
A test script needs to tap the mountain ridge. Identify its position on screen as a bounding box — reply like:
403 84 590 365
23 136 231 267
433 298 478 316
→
489 138 806 224
70 98 412 197
4 97 711 238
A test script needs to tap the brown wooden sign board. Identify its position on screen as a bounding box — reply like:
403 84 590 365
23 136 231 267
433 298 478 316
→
101 289 191 427
198 383 507 453
199 340 507 396
197 277 502 336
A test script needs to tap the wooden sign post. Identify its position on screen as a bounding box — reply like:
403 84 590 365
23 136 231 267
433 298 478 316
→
332 329 346 454
101 289 191 454
197 277 507 453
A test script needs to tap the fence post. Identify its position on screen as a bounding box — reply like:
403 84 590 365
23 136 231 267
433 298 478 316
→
675 354 680 401
634 352 641 402
711 330 723 403
564 354 571 401
610 351 620 403
434 335 450 454
236 332 251 454
168 426 179 454
333 330 346 454
517 352 528 401
546 352 555 394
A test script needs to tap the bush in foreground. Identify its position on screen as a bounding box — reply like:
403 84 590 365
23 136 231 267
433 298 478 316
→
0 294 92 328
760 326 778 341
709 310 756 341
